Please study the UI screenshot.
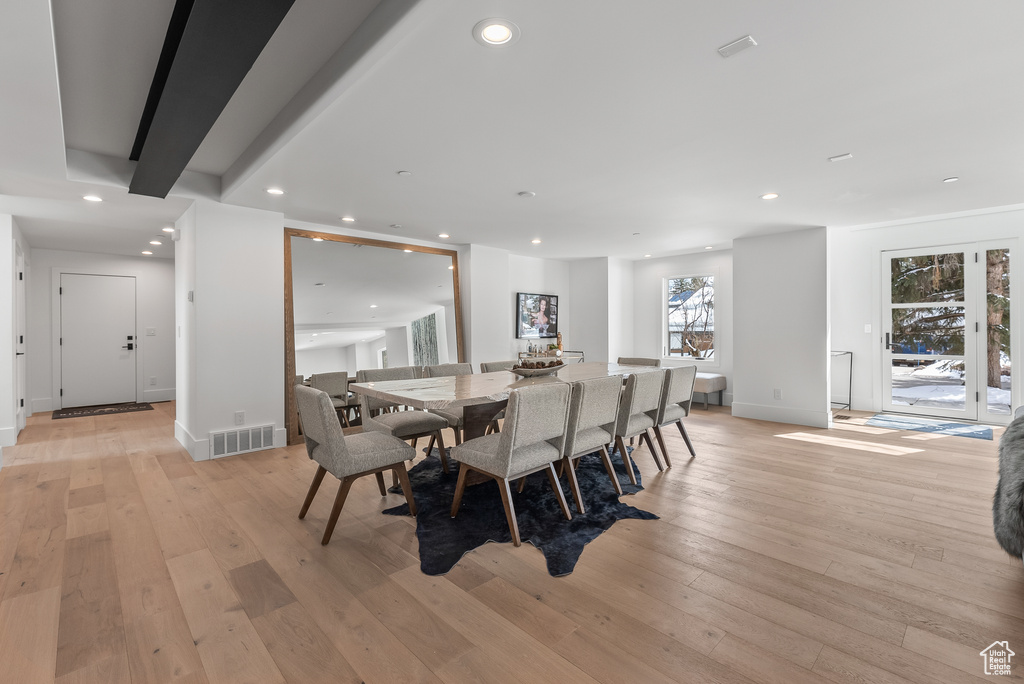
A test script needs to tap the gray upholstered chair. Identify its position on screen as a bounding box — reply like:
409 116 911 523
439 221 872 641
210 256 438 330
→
617 357 662 367
310 371 357 427
450 383 573 546
611 369 668 485
294 374 304 385
423 363 474 446
652 365 698 465
562 376 626 509
357 367 451 471
480 360 518 373
294 385 417 545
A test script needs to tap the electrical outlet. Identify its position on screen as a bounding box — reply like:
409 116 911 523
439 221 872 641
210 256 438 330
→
146 327 156 336
234 411 245 425
773 388 783 400
864 323 872 333
149 376 156 386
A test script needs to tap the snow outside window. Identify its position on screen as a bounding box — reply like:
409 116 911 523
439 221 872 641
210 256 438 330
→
666 275 714 359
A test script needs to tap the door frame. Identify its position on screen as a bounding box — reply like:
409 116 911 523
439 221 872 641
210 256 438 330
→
51 268 141 409
14 243 26 431
879 240 1017 425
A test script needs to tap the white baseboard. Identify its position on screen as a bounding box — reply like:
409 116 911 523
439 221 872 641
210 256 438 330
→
274 427 287 448
0 426 17 448
32 398 52 413
730 402 830 428
174 421 210 462
143 388 176 403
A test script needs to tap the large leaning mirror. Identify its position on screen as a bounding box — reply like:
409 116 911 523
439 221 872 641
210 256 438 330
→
284 227 463 445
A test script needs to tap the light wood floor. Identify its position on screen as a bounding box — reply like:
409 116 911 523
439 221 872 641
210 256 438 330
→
1 403 1021 683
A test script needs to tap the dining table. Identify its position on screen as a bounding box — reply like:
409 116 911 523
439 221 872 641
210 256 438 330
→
348 361 663 441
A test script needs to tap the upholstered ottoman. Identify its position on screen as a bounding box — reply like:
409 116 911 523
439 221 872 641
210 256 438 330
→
694 372 727 409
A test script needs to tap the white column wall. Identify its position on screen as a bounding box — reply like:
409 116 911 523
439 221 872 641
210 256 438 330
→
607 257 634 362
385 325 411 367
569 258 610 362
174 200 285 460
733 227 830 428
464 244 511 366
0 215 17 457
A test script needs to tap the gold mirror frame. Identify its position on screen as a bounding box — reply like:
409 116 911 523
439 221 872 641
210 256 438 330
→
284 227 464 445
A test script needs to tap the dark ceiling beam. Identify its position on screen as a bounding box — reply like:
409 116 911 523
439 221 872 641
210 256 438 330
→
129 0 295 198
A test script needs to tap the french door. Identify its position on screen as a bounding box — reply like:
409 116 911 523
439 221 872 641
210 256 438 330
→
882 243 1012 423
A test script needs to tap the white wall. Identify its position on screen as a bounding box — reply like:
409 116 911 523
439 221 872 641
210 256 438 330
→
0 214 25 459
295 346 349 378
632 249 734 404
384 325 411 367
508 253 572 360
464 244 512 366
608 257 634 362
27 247 176 413
831 206 1024 413
174 200 285 460
733 227 830 428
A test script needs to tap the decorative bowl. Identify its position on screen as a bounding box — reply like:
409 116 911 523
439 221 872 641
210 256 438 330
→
510 363 564 378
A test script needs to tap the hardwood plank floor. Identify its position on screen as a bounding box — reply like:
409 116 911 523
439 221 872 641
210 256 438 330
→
1 402 1021 682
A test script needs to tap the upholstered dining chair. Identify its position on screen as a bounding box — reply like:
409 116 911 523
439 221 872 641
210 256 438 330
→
422 363 474 447
294 385 417 545
310 371 356 427
562 376 627 510
652 365 698 465
611 369 668 485
450 383 573 547
480 360 518 373
617 357 662 367
356 367 451 472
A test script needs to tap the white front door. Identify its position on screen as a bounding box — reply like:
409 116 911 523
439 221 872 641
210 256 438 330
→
60 273 137 407
882 244 1013 423
14 246 26 430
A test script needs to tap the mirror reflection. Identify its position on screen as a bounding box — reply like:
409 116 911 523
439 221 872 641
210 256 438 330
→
285 230 463 444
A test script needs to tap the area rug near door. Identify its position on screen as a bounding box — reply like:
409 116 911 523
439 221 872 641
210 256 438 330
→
383 448 658 576
52 402 154 420
865 413 993 440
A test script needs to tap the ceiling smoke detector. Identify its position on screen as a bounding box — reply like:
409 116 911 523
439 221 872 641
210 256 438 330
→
718 35 757 58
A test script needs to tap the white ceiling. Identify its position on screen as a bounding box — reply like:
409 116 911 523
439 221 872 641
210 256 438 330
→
2 0 1023 259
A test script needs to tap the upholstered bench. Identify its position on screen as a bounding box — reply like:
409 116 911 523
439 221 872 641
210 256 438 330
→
694 372 727 409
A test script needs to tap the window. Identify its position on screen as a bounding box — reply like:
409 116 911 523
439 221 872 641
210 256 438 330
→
666 275 714 359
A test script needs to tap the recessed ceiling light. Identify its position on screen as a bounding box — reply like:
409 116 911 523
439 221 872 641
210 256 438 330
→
761 193 779 200
705 246 713 250
149 239 162 245
311 333 318 337
474 18 520 46
943 176 959 183
265 188 285 195
438 233 450 239
141 251 153 255
314 282 326 287
312 237 323 242
341 216 355 222
633 232 640 236
448 265 454 270
718 35 757 58
828 153 854 162
370 304 378 308
644 254 652 258
531 239 542 244
390 224 402 229
83 195 102 202
518 191 536 198
162 226 175 233
403 249 413 253
396 171 412 176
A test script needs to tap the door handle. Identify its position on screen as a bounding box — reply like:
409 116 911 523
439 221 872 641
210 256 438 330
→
15 352 24 356
885 333 892 350
122 343 134 350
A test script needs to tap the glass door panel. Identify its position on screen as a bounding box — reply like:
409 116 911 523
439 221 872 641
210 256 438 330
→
986 248 1011 416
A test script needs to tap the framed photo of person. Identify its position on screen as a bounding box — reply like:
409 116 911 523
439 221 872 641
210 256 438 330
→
516 292 558 339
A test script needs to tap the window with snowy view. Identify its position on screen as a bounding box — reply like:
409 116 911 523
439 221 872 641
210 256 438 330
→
666 276 714 359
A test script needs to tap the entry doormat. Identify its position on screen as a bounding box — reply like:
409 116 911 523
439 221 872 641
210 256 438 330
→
865 413 993 440
52 402 154 420
383 447 658 577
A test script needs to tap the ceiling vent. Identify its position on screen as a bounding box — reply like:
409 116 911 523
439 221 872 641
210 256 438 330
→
718 35 757 58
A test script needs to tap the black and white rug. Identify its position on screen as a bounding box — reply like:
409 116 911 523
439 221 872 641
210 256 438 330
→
384 447 658 576
52 402 155 420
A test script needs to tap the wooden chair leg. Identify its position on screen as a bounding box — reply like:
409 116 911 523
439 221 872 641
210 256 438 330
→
544 463 572 520
496 477 521 546
560 456 585 515
338 408 350 428
653 425 672 468
393 464 417 516
299 465 327 518
599 445 623 495
411 437 418 449
517 476 527 493
615 436 638 485
392 470 399 488
374 471 387 496
676 420 696 457
641 429 665 471
322 476 355 545
425 434 436 458
435 431 449 473
450 465 470 517
453 427 462 446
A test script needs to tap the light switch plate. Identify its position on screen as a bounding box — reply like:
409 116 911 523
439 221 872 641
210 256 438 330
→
146 327 156 336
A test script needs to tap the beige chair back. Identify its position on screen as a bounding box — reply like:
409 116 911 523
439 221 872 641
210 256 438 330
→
480 360 518 373
657 365 697 424
490 384 571 478
310 371 348 398
564 376 622 459
424 363 474 377
294 385 351 476
617 357 662 367
614 369 666 437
